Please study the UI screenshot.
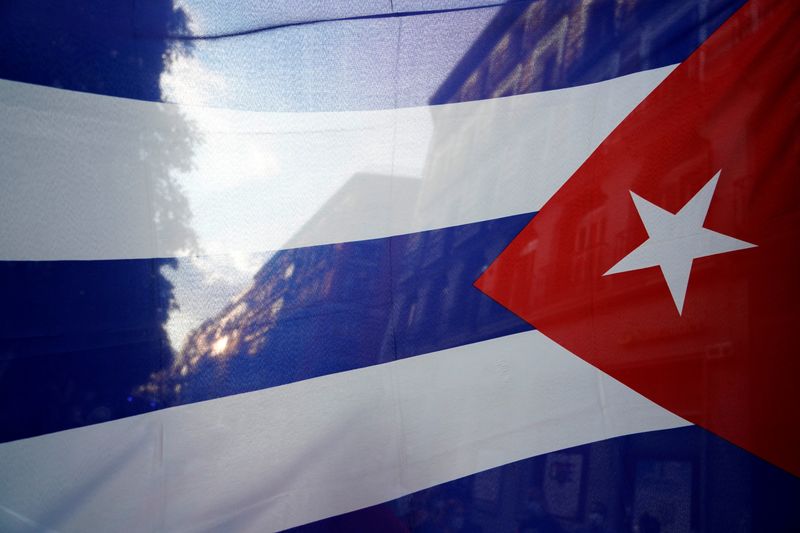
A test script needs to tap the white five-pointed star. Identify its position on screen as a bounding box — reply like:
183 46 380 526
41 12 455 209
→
604 171 756 315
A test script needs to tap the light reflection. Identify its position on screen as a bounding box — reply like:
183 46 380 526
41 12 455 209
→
270 297 285 318
211 335 229 356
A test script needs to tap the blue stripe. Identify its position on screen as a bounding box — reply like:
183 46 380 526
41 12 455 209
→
290 425 800 532
0 213 532 442
0 0 745 111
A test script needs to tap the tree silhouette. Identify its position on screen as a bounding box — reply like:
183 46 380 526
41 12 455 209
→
0 0 198 441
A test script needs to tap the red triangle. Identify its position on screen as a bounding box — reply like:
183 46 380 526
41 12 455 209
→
476 0 800 476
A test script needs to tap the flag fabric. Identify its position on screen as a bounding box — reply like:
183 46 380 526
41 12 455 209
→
476 0 800 477
0 1 798 531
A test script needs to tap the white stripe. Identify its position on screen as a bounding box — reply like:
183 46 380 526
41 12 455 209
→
0 66 674 261
0 331 687 532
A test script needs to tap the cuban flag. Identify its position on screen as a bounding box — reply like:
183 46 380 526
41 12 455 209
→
0 0 798 531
